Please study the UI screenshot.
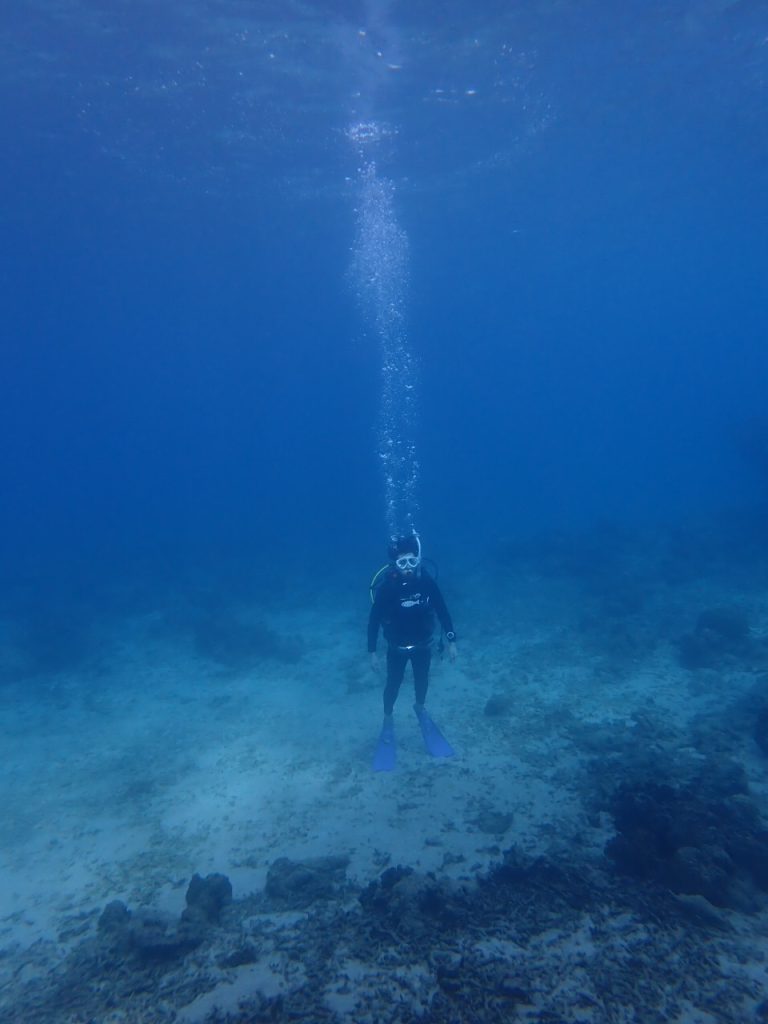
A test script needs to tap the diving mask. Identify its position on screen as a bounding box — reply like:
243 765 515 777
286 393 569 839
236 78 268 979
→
395 554 420 570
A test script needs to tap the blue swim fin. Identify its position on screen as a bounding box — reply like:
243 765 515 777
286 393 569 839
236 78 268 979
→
373 719 396 772
414 705 455 758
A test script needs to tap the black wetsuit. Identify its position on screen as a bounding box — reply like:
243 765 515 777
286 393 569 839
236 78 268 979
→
368 568 456 715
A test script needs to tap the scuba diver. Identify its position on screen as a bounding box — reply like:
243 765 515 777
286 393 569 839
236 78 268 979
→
368 533 457 771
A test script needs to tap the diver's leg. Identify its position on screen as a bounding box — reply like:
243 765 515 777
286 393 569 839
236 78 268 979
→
384 647 408 715
412 647 432 708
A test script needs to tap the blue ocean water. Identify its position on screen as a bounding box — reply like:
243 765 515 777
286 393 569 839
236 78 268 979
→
3 2 768 1021
3 0 767 597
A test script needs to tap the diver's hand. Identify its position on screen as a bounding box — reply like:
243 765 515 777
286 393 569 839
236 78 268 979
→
447 642 458 663
369 652 380 673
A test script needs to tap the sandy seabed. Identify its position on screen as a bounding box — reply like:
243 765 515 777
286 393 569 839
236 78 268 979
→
2 556 768 1022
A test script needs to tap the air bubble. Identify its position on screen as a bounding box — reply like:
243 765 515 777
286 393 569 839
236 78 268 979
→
349 147 419 537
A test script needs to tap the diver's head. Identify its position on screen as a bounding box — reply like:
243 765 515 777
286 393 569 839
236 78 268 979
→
388 534 422 575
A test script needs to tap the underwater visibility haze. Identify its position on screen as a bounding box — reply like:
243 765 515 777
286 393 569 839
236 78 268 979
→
3 1 768 1022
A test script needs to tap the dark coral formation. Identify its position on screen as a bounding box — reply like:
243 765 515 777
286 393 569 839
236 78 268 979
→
677 606 753 670
483 694 514 717
96 872 232 962
183 871 233 925
471 809 514 835
606 776 768 910
192 612 305 668
7 847 768 1024
97 902 204 960
264 855 349 909
360 865 470 936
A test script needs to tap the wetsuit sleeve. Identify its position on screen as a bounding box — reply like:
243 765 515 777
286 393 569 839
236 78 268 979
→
368 592 385 652
429 579 455 638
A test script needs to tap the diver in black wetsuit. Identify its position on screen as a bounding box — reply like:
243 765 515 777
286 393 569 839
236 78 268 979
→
368 534 457 720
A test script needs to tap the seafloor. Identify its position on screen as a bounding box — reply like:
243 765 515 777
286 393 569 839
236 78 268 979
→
2 522 768 1023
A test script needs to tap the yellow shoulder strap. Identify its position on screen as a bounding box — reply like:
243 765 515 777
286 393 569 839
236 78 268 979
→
369 565 390 603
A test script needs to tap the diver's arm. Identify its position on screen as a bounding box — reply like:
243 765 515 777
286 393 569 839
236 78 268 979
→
368 594 386 671
368 593 384 653
431 579 458 659
430 580 456 639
